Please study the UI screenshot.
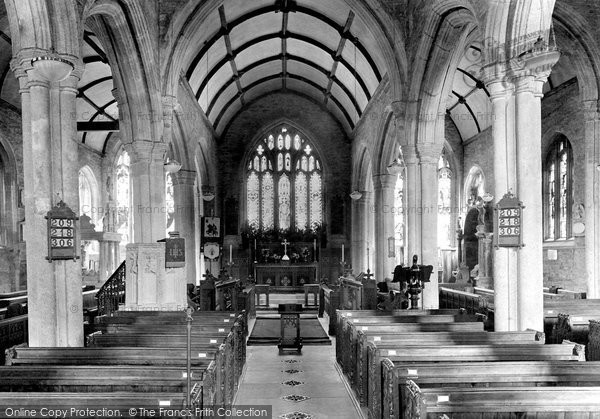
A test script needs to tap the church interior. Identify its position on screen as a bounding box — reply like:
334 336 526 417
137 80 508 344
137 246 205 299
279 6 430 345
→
2 0 600 417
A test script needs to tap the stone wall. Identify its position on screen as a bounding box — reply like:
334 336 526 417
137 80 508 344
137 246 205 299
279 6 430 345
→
541 79 587 291
219 91 351 235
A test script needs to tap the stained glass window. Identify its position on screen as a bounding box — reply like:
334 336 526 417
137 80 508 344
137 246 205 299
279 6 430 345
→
309 172 322 227
246 126 323 231
165 173 175 234
247 172 260 229
438 154 452 248
394 173 404 265
115 151 131 259
279 174 291 229
544 136 572 240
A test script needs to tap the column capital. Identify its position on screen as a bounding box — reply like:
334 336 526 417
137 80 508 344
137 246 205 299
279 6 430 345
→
372 173 397 189
111 87 126 107
417 142 442 165
508 50 560 93
402 145 419 164
124 140 168 162
172 169 197 186
351 190 373 203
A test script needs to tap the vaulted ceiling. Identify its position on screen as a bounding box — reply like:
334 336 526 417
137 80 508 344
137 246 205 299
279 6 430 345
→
184 0 386 136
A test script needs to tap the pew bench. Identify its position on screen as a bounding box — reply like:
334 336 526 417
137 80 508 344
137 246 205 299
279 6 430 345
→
382 360 600 419
0 365 204 392
5 346 232 407
556 312 600 352
399 384 600 419
352 329 544 404
0 392 190 412
367 341 584 419
338 320 485 374
590 320 600 361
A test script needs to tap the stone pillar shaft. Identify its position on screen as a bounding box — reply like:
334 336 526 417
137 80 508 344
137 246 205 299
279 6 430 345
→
489 82 518 331
127 141 168 243
15 57 84 346
419 147 440 309
373 174 397 281
351 191 371 274
173 170 198 284
515 77 545 332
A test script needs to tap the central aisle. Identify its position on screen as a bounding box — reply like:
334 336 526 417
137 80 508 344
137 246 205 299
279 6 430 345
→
234 320 363 419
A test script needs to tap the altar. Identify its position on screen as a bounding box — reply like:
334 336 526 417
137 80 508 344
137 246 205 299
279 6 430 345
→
254 263 318 292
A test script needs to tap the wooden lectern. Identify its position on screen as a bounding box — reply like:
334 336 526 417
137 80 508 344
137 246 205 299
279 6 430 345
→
278 303 303 354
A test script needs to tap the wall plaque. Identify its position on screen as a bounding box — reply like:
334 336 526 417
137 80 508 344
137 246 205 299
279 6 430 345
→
494 192 524 248
46 200 79 262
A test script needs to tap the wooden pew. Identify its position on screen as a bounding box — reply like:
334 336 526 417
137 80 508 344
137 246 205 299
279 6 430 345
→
382 360 600 419
335 309 467 365
6 345 231 407
0 392 190 412
339 322 485 376
338 314 484 375
543 301 600 343
0 365 204 392
0 314 27 365
555 312 600 355
353 329 544 404
399 383 600 419
367 341 584 419
588 319 600 361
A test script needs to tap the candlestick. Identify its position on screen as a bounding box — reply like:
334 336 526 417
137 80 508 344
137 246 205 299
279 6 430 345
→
229 244 232 263
341 244 344 262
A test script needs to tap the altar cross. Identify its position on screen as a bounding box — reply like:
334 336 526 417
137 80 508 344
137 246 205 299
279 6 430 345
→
281 239 290 256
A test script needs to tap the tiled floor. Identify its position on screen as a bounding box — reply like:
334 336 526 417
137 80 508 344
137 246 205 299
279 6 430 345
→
235 317 363 419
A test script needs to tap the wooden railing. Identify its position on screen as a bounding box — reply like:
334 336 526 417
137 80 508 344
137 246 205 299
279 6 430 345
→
96 261 126 317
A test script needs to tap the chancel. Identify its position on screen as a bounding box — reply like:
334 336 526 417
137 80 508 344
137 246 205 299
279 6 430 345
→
2 0 600 417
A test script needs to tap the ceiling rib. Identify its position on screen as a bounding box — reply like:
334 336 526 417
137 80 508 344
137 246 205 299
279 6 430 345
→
206 53 361 117
279 0 292 90
194 31 372 105
218 6 246 108
213 73 354 131
448 90 481 133
83 32 108 64
324 12 355 115
185 5 381 83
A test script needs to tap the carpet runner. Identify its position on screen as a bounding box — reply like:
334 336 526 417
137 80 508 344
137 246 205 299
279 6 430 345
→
248 316 331 346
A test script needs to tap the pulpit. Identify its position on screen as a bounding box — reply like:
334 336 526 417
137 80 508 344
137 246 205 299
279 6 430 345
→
278 303 303 354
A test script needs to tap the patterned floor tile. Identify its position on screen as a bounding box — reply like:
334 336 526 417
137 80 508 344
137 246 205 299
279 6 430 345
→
282 368 302 374
282 379 304 386
279 412 314 419
282 394 310 403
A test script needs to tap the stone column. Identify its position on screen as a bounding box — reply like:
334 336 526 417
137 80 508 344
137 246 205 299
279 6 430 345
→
373 174 397 281
172 170 198 284
485 79 518 331
418 144 440 309
127 141 168 243
403 146 421 261
583 100 600 298
123 137 170 310
12 54 84 346
483 49 558 332
514 74 548 332
351 191 371 274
